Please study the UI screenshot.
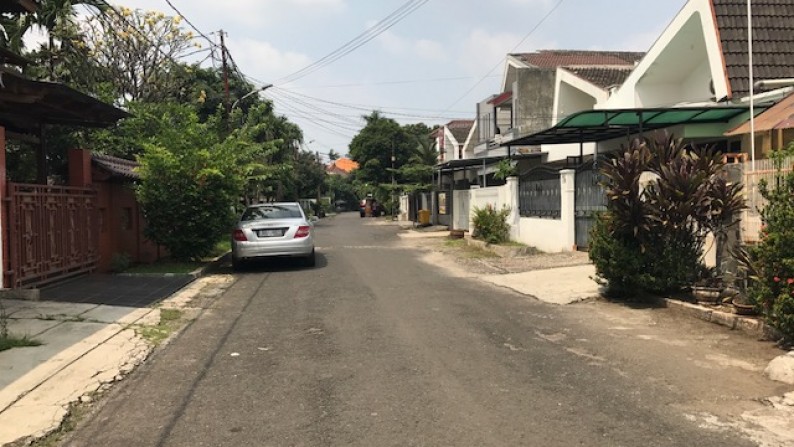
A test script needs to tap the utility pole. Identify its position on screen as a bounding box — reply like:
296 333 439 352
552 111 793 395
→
391 142 396 220
219 30 231 113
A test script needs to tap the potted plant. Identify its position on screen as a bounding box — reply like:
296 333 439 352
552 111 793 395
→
691 266 722 304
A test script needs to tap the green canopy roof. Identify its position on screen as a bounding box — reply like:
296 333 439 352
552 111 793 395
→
507 105 768 146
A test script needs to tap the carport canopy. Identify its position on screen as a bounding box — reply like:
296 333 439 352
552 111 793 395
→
507 105 768 146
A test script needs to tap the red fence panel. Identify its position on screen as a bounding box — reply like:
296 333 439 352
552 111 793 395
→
5 183 98 288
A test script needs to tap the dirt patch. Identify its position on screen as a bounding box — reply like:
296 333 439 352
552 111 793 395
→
399 233 590 276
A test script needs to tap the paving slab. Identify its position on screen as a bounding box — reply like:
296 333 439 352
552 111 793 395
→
4 318 61 338
0 327 149 444
79 304 146 324
480 264 601 305
4 301 98 319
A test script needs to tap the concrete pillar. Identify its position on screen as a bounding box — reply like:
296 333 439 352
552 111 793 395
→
721 164 744 287
560 169 576 251
506 177 520 240
68 148 92 187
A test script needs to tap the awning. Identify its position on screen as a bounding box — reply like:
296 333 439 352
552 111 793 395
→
725 93 794 136
436 156 505 171
0 69 128 134
507 105 769 146
435 152 544 172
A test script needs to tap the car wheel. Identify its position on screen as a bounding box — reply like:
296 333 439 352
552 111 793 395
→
304 249 316 268
231 256 243 272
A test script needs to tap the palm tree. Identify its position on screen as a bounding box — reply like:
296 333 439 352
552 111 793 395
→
3 0 106 77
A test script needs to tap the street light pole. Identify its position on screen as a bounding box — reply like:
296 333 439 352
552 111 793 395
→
231 84 273 111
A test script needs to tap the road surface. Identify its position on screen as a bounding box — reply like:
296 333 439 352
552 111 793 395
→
62 213 790 446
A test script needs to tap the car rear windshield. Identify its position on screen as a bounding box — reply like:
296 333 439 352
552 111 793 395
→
241 204 303 221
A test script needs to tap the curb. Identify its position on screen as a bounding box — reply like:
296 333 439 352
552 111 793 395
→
662 298 781 340
116 252 231 280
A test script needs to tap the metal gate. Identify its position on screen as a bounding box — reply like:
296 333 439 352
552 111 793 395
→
574 165 607 250
5 183 99 288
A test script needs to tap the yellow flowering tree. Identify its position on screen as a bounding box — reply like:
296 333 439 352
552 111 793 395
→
80 8 200 102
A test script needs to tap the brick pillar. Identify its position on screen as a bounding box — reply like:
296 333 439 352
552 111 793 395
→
68 148 92 187
0 126 6 288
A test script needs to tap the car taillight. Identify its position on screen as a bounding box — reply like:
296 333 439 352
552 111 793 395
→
232 229 247 241
294 226 311 238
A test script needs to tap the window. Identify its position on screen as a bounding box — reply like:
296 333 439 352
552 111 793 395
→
241 204 303 221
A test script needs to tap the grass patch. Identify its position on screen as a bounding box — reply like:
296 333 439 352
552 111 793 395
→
460 245 499 259
209 239 231 258
497 240 527 247
0 335 42 352
444 238 467 248
136 308 184 346
121 239 230 274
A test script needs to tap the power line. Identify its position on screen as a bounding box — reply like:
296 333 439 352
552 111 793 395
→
442 0 566 112
297 75 501 89
272 87 475 121
275 0 430 85
161 0 218 49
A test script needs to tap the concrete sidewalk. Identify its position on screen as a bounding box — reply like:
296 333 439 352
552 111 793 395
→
0 275 233 446
480 264 602 305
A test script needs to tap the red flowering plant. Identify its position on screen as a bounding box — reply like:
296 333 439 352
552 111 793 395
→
743 145 794 342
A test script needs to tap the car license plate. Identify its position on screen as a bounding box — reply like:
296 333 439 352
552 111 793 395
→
257 229 282 237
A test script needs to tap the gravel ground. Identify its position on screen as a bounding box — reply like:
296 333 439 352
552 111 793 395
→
401 231 591 275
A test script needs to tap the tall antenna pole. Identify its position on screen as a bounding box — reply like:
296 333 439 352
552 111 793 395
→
748 0 756 172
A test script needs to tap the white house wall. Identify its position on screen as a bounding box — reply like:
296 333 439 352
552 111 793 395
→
604 0 729 109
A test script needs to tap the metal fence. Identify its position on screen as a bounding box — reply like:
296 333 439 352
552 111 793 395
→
741 156 794 243
519 167 561 218
6 183 99 288
574 165 607 250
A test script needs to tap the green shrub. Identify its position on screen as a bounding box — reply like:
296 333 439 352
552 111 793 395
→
590 135 743 297
744 146 794 341
589 213 701 296
110 252 131 273
471 205 510 244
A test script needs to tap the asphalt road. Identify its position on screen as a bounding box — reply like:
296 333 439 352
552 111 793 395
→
62 213 787 446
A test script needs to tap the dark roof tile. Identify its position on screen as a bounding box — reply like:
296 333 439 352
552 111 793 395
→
512 50 644 68
713 0 794 98
92 153 139 180
563 67 634 89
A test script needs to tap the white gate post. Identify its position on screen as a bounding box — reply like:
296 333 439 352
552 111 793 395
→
560 169 576 251
506 177 520 240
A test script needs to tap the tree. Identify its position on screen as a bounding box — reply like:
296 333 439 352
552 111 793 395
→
78 7 199 103
349 112 414 187
135 104 245 260
1 0 105 53
327 149 340 161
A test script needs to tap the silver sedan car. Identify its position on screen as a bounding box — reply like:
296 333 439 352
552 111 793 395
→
231 202 316 270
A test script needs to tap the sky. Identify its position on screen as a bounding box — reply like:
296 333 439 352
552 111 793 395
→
101 0 688 160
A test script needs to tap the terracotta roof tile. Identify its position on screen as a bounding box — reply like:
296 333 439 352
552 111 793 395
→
92 153 139 180
446 120 474 143
713 0 794 98
512 50 644 68
563 67 634 89
327 157 359 174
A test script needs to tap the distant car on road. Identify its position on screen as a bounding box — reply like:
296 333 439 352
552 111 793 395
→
231 202 316 270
